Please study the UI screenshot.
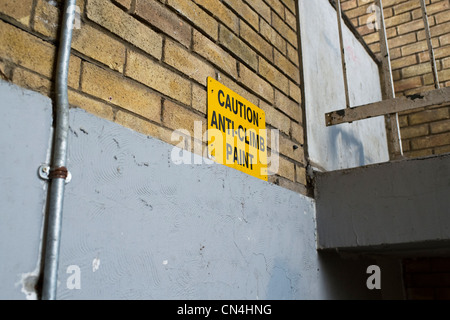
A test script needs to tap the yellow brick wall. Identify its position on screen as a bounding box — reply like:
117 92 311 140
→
0 0 307 194
341 0 450 158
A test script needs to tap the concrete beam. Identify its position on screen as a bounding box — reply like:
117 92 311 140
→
315 154 450 253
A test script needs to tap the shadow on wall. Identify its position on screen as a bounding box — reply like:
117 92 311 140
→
327 126 365 170
317 251 382 300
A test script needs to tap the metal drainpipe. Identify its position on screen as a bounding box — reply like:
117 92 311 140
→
41 0 76 300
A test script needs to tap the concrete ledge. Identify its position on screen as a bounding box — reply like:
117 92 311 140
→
315 154 450 253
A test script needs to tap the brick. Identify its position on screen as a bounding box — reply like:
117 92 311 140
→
68 90 115 121
402 139 411 152
435 10 450 24
400 124 429 139
193 0 239 34
444 57 450 69
260 19 287 55
401 40 432 57
342 0 357 11
245 0 271 22
134 0 191 48
0 20 81 87
426 1 450 16
126 50 192 106
272 13 298 48
434 144 450 154
259 101 290 135
0 19 55 77
278 132 304 163
394 76 422 92
393 1 421 15
274 90 302 122
272 156 295 181
223 0 259 31
265 0 284 17
419 21 450 40
12 67 52 96
290 121 304 145
164 39 215 86
398 114 409 127
112 0 132 10
277 177 308 195
240 21 273 62
296 165 307 185
163 100 206 137
287 43 299 66
405 148 434 158
419 46 450 62
0 0 33 26
192 84 207 115
115 110 173 143
81 62 161 122
282 0 296 14
440 33 450 46
388 33 417 49
0 61 7 80
167 0 218 40
259 58 289 94
398 19 431 36
402 63 432 78
424 68 450 85
385 12 411 28
193 30 237 79
430 119 450 134
72 22 126 73
219 25 258 71
411 131 450 149
289 81 301 103
238 64 274 104
34 0 59 39
86 0 162 59
274 50 300 83
391 55 418 70
409 108 449 125
285 7 297 32
345 5 369 20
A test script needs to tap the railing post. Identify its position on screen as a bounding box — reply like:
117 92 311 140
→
420 0 440 89
374 0 404 160
336 0 351 109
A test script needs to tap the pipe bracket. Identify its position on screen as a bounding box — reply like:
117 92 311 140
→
38 165 72 183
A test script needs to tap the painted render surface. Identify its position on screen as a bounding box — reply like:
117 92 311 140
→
299 0 390 171
0 81 381 300
0 81 52 299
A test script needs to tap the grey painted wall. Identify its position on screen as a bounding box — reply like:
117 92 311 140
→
315 154 450 251
0 80 382 300
299 0 390 171
0 81 52 300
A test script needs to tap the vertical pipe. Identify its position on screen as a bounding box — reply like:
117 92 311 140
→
41 0 76 300
336 0 351 109
374 0 403 159
419 0 440 89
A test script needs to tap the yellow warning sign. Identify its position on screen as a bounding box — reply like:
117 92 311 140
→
207 77 268 181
